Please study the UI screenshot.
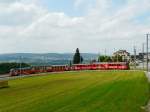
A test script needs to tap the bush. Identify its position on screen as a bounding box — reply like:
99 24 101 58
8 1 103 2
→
0 80 8 88
98 56 112 62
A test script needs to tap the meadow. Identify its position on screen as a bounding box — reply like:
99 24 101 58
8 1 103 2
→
0 71 149 112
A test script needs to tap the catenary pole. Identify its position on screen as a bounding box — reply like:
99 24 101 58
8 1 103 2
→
20 56 22 75
134 46 136 69
146 34 149 72
142 43 145 70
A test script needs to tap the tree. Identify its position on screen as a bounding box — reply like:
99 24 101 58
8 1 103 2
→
112 55 123 62
104 56 112 62
73 48 83 64
98 55 112 62
80 56 83 63
98 56 105 62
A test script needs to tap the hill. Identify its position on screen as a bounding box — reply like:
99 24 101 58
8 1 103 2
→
0 53 98 65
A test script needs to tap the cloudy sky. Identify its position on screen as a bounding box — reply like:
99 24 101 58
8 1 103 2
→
0 0 150 54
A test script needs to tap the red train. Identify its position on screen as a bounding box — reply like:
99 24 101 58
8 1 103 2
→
10 62 129 76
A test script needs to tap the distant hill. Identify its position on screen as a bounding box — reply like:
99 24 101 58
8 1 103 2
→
0 53 98 66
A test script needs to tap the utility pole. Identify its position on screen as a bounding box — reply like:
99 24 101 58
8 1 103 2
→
114 48 119 62
105 49 107 56
134 46 136 69
43 56 47 72
146 34 149 72
69 60 72 67
142 43 145 70
117 53 119 62
98 52 100 62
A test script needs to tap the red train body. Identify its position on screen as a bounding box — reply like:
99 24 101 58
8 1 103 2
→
10 62 129 76
72 62 128 70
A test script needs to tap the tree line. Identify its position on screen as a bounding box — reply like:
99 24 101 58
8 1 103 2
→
73 48 125 64
98 55 124 62
0 63 30 75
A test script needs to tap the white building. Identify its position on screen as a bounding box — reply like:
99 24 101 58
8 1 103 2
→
113 50 130 61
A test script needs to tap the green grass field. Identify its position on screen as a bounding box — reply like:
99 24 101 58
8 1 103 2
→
0 71 149 112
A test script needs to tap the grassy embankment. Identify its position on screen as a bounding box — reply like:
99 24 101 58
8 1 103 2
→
0 71 149 112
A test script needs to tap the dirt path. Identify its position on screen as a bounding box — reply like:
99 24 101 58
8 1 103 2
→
145 72 150 82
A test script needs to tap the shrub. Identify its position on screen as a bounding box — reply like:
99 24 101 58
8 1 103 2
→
0 80 8 88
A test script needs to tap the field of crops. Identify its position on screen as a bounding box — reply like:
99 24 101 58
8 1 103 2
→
0 71 149 112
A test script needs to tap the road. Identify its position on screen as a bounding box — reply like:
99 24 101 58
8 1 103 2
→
145 72 150 112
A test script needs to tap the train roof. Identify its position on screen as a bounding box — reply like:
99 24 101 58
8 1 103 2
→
93 62 127 64
11 67 31 70
73 62 127 65
32 65 52 67
52 65 68 67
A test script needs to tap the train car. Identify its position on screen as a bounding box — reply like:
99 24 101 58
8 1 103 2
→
72 64 91 71
10 69 18 76
90 64 100 70
31 66 47 73
10 62 129 76
9 66 52 76
72 62 129 71
94 62 129 70
46 66 53 72
51 65 70 72
10 67 33 76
